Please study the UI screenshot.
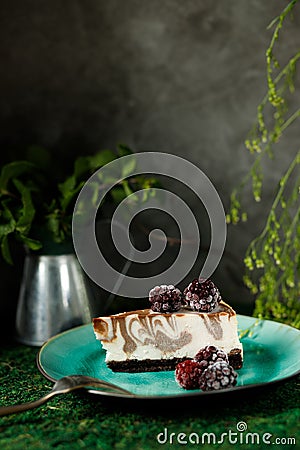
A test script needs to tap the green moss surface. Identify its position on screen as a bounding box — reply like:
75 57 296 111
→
0 344 299 450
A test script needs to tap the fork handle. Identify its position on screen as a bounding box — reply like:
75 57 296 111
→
0 392 54 416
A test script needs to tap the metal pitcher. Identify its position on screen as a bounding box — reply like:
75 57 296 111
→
15 253 92 346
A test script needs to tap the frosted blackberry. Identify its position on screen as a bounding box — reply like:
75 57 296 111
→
175 359 202 390
184 278 221 312
199 361 237 391
194 345 228 365
149 285 182 313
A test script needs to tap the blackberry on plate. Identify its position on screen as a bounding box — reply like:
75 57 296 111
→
184 278 221 312
199 361 238 391
149 284 182 313
175 359 203 390
194 345 228 365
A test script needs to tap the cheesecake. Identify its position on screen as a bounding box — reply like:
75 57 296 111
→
93 298 243 373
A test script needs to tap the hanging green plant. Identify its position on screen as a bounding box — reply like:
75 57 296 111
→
227 0 300 328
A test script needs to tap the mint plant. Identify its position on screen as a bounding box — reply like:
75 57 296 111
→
0 145 157 264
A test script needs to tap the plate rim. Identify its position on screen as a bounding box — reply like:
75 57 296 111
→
36 315 300 400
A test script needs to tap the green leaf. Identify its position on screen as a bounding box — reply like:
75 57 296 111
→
46 213 60 235
0 161 35 191
88 150 116 171
74 157 91 180
58 175 76 197
18 234 42 251
13 179 35 235
74 150 116 181
110 187 127 203
46 212 65 243
117 144 133 157
121 156 136 178
0 221 15 236
0 200 16 236
1 235 13 264
141 187 154 202
58 178 85 211
122 180 133 197
96 170 120 186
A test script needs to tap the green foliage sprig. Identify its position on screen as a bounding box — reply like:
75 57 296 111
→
227 0 300 328
0 144 157 264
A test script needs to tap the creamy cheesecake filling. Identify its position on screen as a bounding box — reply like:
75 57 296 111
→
93 301 243 363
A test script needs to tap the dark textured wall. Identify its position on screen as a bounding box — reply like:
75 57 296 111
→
0 1 299 330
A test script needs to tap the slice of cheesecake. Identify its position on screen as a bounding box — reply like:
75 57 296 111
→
93 300 243 372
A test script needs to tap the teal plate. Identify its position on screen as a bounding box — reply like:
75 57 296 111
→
37 315 300 399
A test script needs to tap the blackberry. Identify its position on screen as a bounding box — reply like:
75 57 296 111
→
175 359 203 390
184 278 221 312
199 361 238 391
194 345 228 365
149 285 182 313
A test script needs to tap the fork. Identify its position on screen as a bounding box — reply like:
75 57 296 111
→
0 375 134 416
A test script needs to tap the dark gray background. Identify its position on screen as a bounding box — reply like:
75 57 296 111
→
0 1 299 335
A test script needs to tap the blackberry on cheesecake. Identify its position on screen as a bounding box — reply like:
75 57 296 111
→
93 280 243 372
